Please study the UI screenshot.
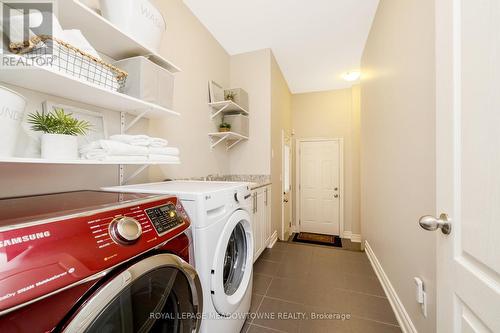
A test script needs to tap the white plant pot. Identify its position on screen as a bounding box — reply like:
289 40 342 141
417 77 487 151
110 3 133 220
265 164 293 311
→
41 134 79 160
0 85 26 157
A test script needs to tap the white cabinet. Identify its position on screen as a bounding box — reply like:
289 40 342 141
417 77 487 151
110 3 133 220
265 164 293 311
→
252 185 272 262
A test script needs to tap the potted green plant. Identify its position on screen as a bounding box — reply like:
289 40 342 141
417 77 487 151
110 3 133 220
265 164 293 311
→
219 116 231 132
224 90 237 102
28 108 91 160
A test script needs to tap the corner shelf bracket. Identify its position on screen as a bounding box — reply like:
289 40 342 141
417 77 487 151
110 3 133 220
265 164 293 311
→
210 103 230 119
226 139 244 151
210 133 230 150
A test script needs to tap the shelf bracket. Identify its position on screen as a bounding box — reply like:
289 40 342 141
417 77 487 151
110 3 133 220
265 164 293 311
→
210 103 230 119
210 134 230 149
124 109 151 132
227 139 243 151
123 165 150 185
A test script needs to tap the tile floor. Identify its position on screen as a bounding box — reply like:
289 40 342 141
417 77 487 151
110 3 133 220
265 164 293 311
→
241 241 402 333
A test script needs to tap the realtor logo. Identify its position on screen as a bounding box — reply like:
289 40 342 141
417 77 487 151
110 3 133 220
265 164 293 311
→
1 1 54 67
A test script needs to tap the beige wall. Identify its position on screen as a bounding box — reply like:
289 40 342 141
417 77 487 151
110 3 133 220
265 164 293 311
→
150 0 231 180
361 0 436 331
228 49 272 175
292 88 361 235
271 53 292 240
0 0 232 197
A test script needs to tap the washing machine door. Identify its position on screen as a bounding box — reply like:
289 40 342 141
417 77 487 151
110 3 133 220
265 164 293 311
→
211 209 254 316
63 254 203 333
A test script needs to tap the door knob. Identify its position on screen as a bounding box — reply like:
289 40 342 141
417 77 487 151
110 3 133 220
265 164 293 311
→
418 213 451 235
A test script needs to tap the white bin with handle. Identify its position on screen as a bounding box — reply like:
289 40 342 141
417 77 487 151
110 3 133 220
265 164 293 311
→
0 85 26 157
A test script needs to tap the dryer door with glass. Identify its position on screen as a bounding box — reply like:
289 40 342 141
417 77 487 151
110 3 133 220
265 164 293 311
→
63 254 203 333
210 209 253 316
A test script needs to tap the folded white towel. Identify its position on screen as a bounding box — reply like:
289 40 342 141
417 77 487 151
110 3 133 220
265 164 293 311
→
99 140 148 155
109 135 168 147
103 155 148 162
148 155 180 163
149 147 180 156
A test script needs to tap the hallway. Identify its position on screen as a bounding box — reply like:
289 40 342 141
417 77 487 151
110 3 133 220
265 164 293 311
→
243 242 401 333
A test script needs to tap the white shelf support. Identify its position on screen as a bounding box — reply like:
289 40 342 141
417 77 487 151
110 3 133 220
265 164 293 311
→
210 103 230 119
227 139 244 151
210 134 230 149
123 165 150 185
124 109 151 132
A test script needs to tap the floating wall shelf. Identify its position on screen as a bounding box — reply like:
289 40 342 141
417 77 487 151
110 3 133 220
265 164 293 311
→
0 157 181 166
209 101 249 119
58 0 181 73
208 132 248 151
0 64 179 118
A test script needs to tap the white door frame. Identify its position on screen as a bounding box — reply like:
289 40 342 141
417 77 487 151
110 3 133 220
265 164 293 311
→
281 130 292 240
295 138 344 237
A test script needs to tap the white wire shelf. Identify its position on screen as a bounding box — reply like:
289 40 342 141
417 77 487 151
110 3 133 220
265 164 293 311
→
208 132 248 150
58 0 181 73
208 101 249 119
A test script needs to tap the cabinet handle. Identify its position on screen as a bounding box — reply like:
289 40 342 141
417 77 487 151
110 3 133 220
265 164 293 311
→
265 189 268 206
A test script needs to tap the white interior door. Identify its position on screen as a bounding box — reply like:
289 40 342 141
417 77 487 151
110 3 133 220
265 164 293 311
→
299 139 342 235
435 0 500 331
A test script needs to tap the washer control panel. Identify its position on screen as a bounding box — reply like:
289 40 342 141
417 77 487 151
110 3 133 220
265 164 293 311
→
145 203 184 236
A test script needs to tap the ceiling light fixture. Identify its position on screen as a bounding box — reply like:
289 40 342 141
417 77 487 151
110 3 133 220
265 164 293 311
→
342 71 361 82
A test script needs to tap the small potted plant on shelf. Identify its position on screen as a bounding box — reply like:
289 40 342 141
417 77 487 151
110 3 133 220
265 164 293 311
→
219 116 231 133
28 108 91 160
224 90 237 102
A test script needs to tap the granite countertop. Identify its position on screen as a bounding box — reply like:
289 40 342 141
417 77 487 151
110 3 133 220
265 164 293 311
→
175 174 271 190
249 182 272 190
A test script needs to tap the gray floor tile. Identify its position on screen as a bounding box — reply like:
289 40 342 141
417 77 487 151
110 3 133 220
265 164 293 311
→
247 324 285 333
251 293 264 314
349 292 398 325
342 259 376 277
342 274 386 297
261 248 286 262
301 287 352 313
255 259 280 277
276 260 311 280
266 276 309 304
254 274 273 295
240 320 252 333
253 297 306 333
252 242 398 332
299 305 352 333
351 318 402 333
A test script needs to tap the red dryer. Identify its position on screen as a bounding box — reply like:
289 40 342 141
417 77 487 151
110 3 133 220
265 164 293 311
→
0 190 203 333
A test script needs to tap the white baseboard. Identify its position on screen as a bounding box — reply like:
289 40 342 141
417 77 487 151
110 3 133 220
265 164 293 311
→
342 231 362 243
267 230 278 248
364 241 417 333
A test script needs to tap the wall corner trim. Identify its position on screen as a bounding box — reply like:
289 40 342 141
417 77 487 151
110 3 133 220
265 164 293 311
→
342 231 362 243
267 230 278 248
364 240 418 333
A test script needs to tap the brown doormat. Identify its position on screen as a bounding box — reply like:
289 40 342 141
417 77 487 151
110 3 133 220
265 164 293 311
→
292 232 342 247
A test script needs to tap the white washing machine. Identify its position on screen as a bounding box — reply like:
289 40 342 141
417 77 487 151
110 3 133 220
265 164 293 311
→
103 181 254 333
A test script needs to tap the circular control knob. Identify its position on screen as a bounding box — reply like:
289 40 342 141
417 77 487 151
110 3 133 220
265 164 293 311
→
109 216 142 245
234 191 250 203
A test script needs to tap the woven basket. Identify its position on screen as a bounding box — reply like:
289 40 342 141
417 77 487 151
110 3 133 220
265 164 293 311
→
9 35 128 92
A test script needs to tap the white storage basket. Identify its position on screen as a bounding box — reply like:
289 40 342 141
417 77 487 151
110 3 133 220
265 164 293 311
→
0 85 26 156
114 56 174 109
224 114 249 137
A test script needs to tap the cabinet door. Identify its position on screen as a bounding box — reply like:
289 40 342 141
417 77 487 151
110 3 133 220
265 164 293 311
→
265 187 272 246
251 191 262 261
257 189 266 254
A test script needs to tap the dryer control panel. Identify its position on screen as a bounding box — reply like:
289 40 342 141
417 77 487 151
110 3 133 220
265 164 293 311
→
145 203 184 236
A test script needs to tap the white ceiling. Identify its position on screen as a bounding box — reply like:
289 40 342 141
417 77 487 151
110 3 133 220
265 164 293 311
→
183 0 379 93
